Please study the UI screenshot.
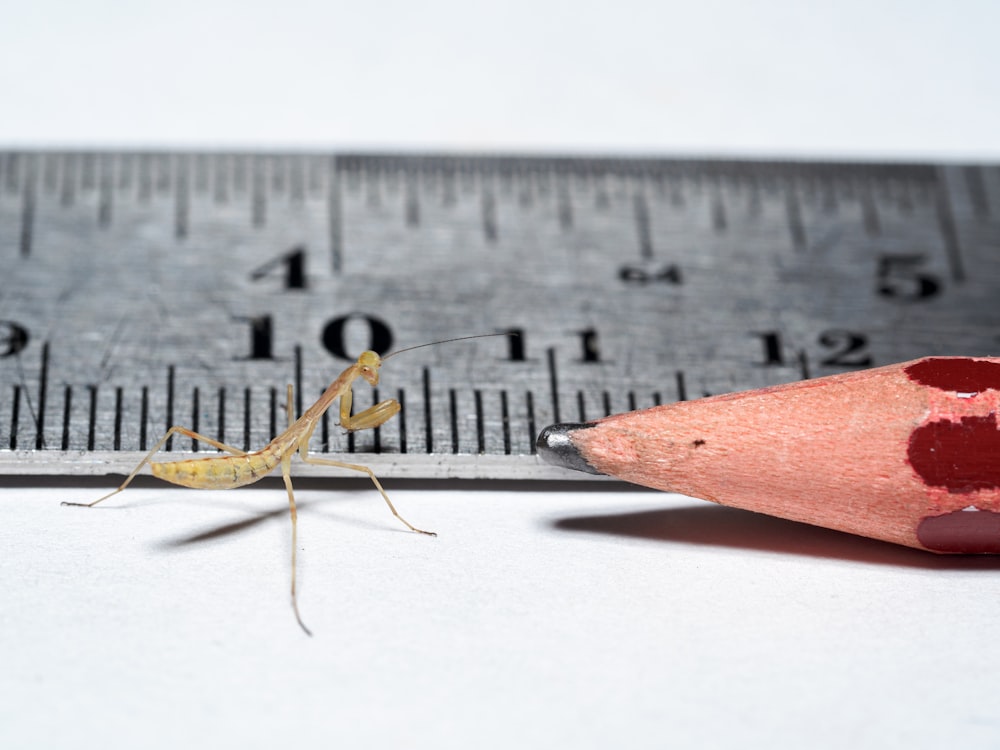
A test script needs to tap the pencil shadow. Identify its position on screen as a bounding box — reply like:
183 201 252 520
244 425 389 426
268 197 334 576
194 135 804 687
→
553 505 1000 570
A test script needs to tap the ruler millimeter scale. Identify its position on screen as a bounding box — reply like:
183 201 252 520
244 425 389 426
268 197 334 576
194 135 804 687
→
1 152 998 480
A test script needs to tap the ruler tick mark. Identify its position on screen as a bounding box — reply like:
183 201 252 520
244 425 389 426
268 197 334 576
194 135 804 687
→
397 388 408 454
936 185 966 282
175 168 189 240
711 192 726 232
634 193 653 260
372 388 382 453
86 385 97 451
405 181 420 227
675 371 688 402
217 387 226 447
252 159 267 228
114 387 123 450
328 159 343 273
558 190 573 230
98 166 113 228
449 389 459 454
294 346 303 420
474 390 485 454
963 166 990 219
785 190 806 252
320 391 330 452
9 386 20 450
191 387 200 451
269 387 278 442
20 175 35 258
482 192 498 242
500 390 511 455
61 386 72 450
165 366 175 451
525 390 537 454
547 348 560 424
34 342 49 450
861 189 880 236
423 367 433 453
140 387 149 451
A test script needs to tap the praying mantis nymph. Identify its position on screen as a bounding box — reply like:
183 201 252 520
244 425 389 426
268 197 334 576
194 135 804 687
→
63 333 508 635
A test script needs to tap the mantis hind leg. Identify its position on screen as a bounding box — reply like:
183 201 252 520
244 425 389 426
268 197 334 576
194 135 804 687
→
299 452 436 536
62 427 248 508
280 457 312 637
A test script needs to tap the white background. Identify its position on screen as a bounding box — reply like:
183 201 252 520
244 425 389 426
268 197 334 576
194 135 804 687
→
3 1 1000 748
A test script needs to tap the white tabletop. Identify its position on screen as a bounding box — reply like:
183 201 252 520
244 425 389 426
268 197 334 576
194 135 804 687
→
3 2 1000 748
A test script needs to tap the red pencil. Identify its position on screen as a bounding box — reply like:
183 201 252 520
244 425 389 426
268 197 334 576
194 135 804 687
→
537 357 1000 553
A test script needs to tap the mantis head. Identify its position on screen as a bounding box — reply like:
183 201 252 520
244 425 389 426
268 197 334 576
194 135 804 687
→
357 350 383 385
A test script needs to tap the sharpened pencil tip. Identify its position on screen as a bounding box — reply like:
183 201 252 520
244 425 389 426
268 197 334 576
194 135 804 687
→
536 423 604 475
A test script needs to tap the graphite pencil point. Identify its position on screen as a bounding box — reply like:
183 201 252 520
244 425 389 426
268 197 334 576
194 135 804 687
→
537 423 603 475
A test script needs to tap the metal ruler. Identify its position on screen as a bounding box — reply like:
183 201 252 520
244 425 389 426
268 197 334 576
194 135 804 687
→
1 152 998 479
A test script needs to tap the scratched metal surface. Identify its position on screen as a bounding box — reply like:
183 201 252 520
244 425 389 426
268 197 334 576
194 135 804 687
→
0 153 998 478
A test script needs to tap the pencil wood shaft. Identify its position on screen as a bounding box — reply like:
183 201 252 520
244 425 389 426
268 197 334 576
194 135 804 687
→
537 357 1000 553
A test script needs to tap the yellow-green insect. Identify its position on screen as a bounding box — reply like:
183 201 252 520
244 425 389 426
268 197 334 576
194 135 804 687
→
64 335 500 635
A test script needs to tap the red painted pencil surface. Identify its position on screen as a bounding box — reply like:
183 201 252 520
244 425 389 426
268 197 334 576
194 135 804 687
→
536 357 1000 553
